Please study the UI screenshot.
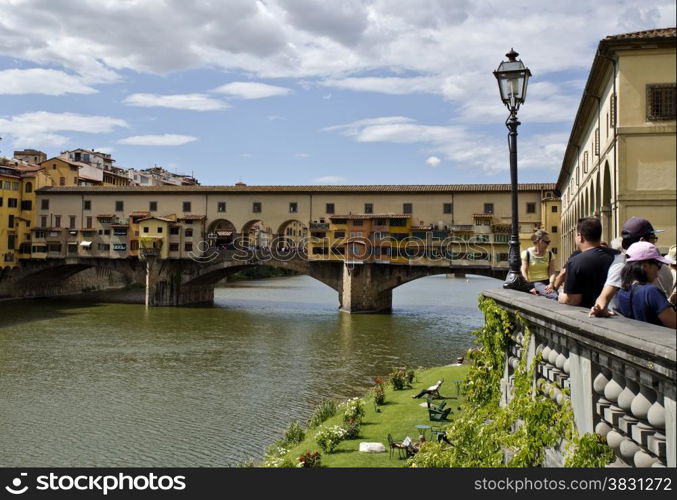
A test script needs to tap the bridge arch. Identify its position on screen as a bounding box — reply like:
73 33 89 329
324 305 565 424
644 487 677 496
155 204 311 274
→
241 219 273 249
276 219 308 250
207 218 237 249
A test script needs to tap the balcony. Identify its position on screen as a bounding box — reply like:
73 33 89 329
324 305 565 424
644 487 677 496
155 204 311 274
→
310 222 330 230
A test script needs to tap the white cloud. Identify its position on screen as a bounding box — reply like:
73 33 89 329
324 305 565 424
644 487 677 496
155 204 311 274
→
117 134 197 146
295 152 310 158
322 76 442 95
313 175 347 184
0 68 97 95
212 82 292 99
123 93 229 111
324 115 565 173
426 156 441 168
0 111 127 147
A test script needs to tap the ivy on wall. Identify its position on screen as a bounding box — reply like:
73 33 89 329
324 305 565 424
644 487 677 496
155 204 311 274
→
410 297 612 468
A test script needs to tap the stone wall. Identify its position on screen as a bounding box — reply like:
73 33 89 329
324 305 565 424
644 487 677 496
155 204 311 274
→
484 288 675 468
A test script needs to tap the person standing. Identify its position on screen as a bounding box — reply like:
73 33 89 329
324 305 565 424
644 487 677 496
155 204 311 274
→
559 217 619 308
616 241 676 328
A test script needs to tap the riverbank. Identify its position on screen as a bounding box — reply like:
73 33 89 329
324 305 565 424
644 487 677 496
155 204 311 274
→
262 363 469 468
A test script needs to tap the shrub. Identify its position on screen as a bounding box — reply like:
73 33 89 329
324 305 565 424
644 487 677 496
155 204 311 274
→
296 451 322 468
389 368 407 390
262 442 294 468
341 397 365 423
342 417 361 439
373 377 385 405
307 399 337 428
405 367 416 385
315 425 347 453
284 420 305 445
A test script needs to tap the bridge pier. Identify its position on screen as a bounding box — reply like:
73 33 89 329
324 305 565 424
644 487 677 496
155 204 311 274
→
146 259 215 306
339 263 393 313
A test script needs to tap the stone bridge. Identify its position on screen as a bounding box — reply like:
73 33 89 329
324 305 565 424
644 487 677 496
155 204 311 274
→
2 255 505 312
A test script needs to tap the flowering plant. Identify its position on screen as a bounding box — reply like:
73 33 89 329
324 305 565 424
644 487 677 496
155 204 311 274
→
341 397 366 423
389 368 407 390
315 425 347 453
296 451 322 468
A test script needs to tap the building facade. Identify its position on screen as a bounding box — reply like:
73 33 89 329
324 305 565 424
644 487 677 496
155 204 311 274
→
556 28 676 258
28 184 560 268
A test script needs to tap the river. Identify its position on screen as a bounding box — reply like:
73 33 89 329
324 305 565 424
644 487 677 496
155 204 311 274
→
0 274 498 466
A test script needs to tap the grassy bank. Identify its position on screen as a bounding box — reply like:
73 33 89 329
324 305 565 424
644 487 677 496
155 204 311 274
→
265 364 469 468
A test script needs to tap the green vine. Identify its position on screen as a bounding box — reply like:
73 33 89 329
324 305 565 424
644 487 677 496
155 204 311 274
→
410 296 613 468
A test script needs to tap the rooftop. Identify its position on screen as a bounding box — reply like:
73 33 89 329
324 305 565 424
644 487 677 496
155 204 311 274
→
604 27 676 41
37 183 556 194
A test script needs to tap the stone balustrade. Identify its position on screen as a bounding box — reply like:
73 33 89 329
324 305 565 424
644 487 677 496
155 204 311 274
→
484 288 675 468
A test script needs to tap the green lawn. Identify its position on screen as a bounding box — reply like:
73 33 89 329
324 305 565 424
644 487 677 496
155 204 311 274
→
278 364 469 467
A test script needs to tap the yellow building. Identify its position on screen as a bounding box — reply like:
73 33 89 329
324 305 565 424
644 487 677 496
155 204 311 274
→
557 28 676 257
0 164 23 268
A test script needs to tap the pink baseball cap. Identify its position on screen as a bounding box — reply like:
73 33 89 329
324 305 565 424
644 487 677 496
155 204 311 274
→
626 241 674 264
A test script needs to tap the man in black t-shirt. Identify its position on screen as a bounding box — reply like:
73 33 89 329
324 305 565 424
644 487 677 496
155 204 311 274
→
559 217 619 308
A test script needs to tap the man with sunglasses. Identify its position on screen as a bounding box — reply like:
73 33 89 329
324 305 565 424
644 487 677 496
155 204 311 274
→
589 217 672 317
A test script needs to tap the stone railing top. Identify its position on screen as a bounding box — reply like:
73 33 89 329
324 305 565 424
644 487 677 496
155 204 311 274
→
482 288 676 378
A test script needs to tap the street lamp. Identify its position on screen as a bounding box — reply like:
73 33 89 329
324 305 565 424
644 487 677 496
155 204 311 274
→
494 48 532 291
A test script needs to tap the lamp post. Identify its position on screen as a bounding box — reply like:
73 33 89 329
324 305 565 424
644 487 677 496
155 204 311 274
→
494 48 532 291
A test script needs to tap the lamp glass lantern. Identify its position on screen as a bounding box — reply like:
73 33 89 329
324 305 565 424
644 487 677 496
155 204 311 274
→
494 49 531 111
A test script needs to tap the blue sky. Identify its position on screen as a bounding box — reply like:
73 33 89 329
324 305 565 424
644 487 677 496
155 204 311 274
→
0 0 674 186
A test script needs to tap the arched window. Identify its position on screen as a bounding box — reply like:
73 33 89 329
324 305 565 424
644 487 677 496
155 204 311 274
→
25 182 33 193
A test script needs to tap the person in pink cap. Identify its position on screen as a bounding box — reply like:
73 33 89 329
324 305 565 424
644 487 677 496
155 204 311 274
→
615 241 676 328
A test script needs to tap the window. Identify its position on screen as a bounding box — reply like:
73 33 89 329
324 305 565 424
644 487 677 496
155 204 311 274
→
594 128 600 156
326 203 335 214
115 201 124 212
443 203 453 214
113 243 127 251
83 200 91 210
183 201 191 212
583 151 588 173
143 227 149 233
334 231 345 238
0 197 2 206
526 202 536 214
59 176 65 186
149 201 157 212
484 203 494 214
551 205 558 213
41 215 47 227
86 216 93 228
8 198 17 208
97 243 110 251
21 200 32 211
364 203 373 214
113 227 127 236
8 234 15 250
217 202 226 213
69 216 76 229
646 83 676 121
130 240 139 251
25 182 32 193
54 215 61 228
157 227 163 233
551 226 558 233
252 202 262 213
403 203 412 214
41 199 49 210
609 93 616 127
289 202 298 213
169 243 179 251
103 229 110 235
352 220 364 226
184 243 193 252
185 228 193 237
170 226 180 235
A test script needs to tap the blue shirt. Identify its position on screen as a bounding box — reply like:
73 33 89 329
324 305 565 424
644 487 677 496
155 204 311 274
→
616 283 673 326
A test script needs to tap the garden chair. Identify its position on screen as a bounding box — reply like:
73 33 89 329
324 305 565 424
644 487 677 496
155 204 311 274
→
387 433 408 459
426 396 451 421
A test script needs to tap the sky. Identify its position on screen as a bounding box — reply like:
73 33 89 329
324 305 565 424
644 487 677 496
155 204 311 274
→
0 0 674 186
